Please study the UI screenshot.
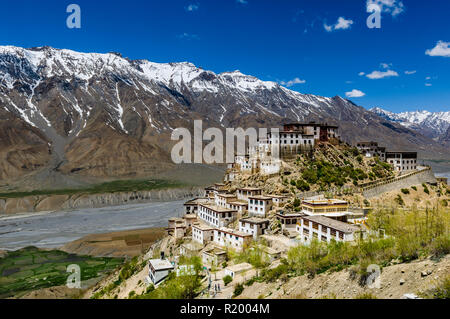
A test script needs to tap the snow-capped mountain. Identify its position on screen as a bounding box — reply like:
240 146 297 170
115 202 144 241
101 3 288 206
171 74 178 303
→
370 107 450 139
0 46 448 187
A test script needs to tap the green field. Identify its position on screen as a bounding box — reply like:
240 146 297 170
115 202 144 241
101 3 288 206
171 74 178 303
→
0 179 185 199
0 247 124 298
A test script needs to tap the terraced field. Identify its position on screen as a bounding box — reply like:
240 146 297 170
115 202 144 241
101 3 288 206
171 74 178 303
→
0 247 123 298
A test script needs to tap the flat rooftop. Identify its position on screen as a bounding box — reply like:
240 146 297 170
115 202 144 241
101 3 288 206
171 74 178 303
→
276 211 305 218
229 200 248 206
283 122 339 128
248 195 273 200
226 262 253 273
268 194 289 199
149 259 174 271
203 247 226 255
184 197 209 205
192 222 215 231
216 227 253 238
237 187 262 191
278 131 315 136
301 215 362 233
302 199 348 206
216 193 237 198
240 217 270 224
199 203 238 213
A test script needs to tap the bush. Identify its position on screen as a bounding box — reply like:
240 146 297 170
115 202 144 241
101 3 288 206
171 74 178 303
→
260 264 290 283
351 147 360 156
430 234 450 257
296 179 310 192
223 275 233 286
292 198 301 207
395 195 405 206
411 186 417 191
401 188 410 195
145 284 155 294
233 283 244 298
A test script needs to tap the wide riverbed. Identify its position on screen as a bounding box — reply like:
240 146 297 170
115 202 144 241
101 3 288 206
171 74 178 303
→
0 200 185 250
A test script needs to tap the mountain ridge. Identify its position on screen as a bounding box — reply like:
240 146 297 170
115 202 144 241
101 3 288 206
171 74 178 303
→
370 107 450 140
0 45 448 189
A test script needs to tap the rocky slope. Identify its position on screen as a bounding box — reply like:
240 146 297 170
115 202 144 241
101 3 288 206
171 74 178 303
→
1 46 448 188
0 186 205 215
237 255 449 299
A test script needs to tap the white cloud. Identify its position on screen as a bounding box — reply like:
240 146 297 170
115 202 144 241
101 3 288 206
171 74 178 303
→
185 3 199 12
366 0 404 17
236 0 248 4
334 17 354 30
425 76 431 80
280 77 306 87
425 41 450 57
346 89 366 98
380 62 392 69
366 69 399 79
425 83 432 87
358 72 365 76
177 33 200 40
324 17 353 32
404 70 416 75
324 23 333 32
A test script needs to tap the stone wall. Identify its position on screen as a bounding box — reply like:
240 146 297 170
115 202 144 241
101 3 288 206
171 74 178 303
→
362 168 437 199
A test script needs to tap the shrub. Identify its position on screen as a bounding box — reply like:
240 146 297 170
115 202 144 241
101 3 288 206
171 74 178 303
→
411 186 417 191
430 234 450 257
296 179 310 192
223 275 233 286
233 283 244 298
145 284 155 294
401 188 410 195
302 169 318 184
260 264 290 283
395 195 405 206
351 147 360 156
292 198 301 207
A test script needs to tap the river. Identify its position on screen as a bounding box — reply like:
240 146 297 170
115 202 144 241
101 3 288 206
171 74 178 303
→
435 172 450 180
0 200 185 250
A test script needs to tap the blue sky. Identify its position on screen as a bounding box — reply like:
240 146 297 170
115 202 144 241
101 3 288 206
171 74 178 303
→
1 0 449 113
